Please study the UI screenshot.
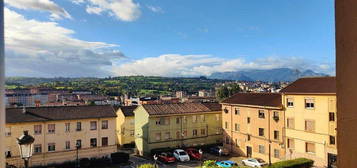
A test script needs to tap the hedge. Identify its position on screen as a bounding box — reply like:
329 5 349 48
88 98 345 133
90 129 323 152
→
268 158 314 168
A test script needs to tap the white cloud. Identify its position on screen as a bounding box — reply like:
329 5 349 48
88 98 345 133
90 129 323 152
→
5 8 124 77
72 0 141 21
113 54 335 77
5 0 72 20
147 5 163 13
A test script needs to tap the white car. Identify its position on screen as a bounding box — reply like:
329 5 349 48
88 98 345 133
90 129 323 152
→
173 149 190 162
242 158 267 167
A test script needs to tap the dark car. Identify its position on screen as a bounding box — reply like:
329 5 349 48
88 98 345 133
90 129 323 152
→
185 148 202 160
209 146 229 156
158 152 176 163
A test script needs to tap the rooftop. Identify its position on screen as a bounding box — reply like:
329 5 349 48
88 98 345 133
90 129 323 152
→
6 105 117 123
280 77 336 94
120 105 138 117
221 93 282 108
142 103 221 116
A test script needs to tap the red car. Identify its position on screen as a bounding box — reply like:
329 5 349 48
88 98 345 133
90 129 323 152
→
158 152 176 163
185 148 202 160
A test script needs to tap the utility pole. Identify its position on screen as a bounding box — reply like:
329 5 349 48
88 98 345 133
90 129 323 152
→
0 0 6 167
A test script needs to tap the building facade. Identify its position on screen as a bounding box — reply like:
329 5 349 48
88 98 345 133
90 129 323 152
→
280 77 337 167
5 105 117 167
116 105 137 146
221 93 285 164
135 103 222 155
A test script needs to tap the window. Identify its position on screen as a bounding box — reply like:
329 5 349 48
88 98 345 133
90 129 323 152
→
176 117 180 124
224 108 228 114
192 115 197 123
200 115 205 122
305 142 315 153
34 144 42 153
247 117 250 124
130 130 134 136
235 108 240 115
235 139 239 147
215 114 220 121
216 127 221 134
76 140 82 148
225 136 230 144
183 116 187 123
90 138 97 147
165 132 170 140
76 122 82 131
305 120 315 132
182 130 187 137
225 122 228 129
201 128 206 135
330 136 336 145
48 143 56 152
65 141 70 150
5 127 11 136
259 145 265 154
193 129 198 136
90 121 97 130
287 98 294 107
274 149 280 158
102 137 108 146
258 110 265 118
305 98 315 109
287 139 295 149
176 131 181 139
65 123 70 132
287 118 295 129
273 111 279 121
329 112 335 121
247 135 251 141
259 128 264 136
102 120 108 129
274 131 279 140
164 117 170 125
155 118 161 125
234 123 240 132
155 133 161 141
5 150 11 158
48 124 55 134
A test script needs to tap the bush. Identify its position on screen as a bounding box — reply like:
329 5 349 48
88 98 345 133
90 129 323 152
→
111 152 130 164
268 158 314 168
138 164 156 168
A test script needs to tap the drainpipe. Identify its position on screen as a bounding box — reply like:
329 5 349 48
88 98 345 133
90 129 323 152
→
268 109 272 165
0 1 5 167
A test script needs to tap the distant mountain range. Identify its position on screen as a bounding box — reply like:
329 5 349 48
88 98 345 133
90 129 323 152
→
208 68 328 82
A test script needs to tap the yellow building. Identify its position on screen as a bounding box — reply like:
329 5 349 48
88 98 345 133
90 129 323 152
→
134 103 222 156
221 93 285 164
116 105 137 146
5 105 118 167
280 77 337 167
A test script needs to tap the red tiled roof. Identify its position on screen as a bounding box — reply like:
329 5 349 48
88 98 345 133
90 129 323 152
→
6 105 117 123
221 93 282 108
142 103 221 116
280 77 336 94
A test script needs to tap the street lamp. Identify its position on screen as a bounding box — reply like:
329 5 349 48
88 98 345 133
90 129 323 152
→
17 131 35 168
76 141 81 168
199 149 203 166
153 154 158 168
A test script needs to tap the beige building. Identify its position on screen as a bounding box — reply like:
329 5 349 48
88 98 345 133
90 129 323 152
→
221 93 285 164
5 105 117 167
116 105 137 146
280 77 337 167
135 103 222 155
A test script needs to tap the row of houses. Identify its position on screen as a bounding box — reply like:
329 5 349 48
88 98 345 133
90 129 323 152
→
221 77 337 167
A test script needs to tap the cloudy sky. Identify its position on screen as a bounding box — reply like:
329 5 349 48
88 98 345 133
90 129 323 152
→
4 0 335 77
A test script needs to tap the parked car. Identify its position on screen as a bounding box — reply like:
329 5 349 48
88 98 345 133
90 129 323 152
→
242 158 268 167
185 148 202 160
216 160 238 168
158 152 176 163
173 149 190 162
209 146 229 156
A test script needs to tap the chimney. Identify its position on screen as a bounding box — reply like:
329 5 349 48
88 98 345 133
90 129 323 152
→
22 106 26 114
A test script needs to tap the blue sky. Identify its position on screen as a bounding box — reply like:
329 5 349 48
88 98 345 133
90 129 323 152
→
4 0 335 77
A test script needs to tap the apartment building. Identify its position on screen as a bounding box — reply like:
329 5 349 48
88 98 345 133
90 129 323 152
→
116 105 137 146
221 93 285 163
280 77 337 167
135 103 222 155
5 105 117 167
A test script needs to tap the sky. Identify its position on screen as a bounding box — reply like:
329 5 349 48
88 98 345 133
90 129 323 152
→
4 0 335 77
